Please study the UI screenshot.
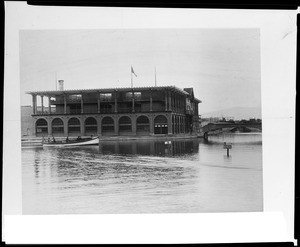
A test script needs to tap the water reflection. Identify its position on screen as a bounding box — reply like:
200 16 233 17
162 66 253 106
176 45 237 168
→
98 139 199 156
22 135 263 214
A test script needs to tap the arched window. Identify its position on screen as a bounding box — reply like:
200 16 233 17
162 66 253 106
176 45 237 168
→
102 117 114 133
85 117 97 134
154 115 168 134
119 116 132 132
68 117 81 134
52 118 64 135
36 118 48 136
136 116 150 134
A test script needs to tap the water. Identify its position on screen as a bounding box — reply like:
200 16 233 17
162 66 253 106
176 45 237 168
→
22 133 263 214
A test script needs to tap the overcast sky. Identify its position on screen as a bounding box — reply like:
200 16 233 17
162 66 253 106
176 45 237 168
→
20 29 261 114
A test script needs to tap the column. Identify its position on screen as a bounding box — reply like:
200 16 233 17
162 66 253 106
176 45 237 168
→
132 91 135 113
174 94 177 113
97 117 102 136
132 115 137 135
149 115 154 135
63 118 68 136
41 96 44 114
167 114 172 135
48 96 51 114
150 90 153 112
64 95 67 114
32 95 37 114
180 116 183 133
33 117 36 136
47 118 52 136
179 96 181 113
80 117 85 136
81 95 84 114
165 91 168 111
168 91 171 111
114 91 118 113
173 94 175 112
97 93 100 113
172 115 174 134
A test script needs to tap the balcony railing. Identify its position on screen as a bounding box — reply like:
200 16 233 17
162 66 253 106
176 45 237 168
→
33 105 169 115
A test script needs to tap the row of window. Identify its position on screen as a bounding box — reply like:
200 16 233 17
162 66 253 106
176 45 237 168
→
67 92 142 101
36 115 169 133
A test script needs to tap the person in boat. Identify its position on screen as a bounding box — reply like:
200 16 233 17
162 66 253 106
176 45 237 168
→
77 136 82 141
52 136 56 143
66 136 69 143
48 137 51 143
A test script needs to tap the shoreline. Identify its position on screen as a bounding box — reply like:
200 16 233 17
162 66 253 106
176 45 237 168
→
21 134 200 147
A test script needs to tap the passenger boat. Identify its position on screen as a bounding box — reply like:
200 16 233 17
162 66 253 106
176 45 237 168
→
43 136 99 147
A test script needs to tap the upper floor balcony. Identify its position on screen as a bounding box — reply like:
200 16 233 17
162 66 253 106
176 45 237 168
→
33 105 167 116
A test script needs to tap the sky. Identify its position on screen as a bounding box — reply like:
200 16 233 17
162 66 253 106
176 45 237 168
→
20 29 261 114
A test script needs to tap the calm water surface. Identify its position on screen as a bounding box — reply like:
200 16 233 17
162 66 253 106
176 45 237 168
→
22 133 263 214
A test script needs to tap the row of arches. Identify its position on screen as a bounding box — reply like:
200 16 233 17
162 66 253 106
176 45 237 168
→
35 115 169 136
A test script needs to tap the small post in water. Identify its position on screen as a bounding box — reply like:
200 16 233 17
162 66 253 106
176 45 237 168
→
223 142 232 157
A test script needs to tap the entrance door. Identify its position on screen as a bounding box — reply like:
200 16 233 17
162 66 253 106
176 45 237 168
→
154 115 168 134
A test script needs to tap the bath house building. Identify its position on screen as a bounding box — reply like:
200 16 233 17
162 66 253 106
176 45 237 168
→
27 86 201 137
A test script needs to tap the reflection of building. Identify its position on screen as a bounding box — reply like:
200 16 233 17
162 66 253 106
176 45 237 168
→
26 86 201 137
99 139 199 156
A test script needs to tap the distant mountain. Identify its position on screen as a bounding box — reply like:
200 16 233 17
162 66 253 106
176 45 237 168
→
201 107 261 120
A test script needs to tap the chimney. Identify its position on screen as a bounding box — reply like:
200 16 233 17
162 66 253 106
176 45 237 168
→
58 80 64 90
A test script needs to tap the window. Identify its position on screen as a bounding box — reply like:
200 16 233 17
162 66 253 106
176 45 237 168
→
125 92 133 99
69 94 82 102
102 117 114 132
134 92 141 100
100 93 112 101
125 92 141 100
119 116 132 132
52 118 64 134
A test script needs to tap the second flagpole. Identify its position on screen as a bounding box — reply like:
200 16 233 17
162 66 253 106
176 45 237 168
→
131 66 133 88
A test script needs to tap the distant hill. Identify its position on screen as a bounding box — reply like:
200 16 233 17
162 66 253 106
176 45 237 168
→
201 107 261 120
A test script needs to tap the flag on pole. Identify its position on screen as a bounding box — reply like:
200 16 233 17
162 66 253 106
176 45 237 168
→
131 66 137 77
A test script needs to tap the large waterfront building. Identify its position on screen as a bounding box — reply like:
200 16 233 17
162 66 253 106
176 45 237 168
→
26 86 201 137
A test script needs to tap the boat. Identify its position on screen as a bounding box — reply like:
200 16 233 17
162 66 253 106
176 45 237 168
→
43 136 99 147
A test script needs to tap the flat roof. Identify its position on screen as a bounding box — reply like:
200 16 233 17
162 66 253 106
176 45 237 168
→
26 85 201 103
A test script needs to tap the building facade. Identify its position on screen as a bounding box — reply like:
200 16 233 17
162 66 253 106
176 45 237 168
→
27 86 201 137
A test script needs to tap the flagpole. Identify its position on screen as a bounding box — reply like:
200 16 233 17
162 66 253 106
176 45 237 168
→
131 66 133 88
155 66 157 86
55 72 57 90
